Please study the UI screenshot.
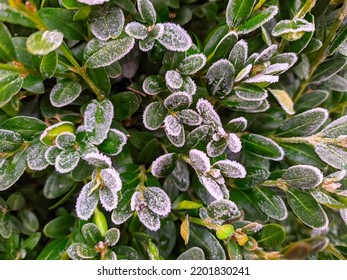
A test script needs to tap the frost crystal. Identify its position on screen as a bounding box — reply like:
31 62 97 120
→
165 70 183 89
139 37 155 52
164 160 190 191
255 44 278 63
164 115 181 136
125 22 148 40
177 109 202 126
100 168 122 191
151 153 177 177
84 152 112 168
189 149 211 173
163 92 192 110
245 74 279 84
44 146 61 165
314 144 347 170
50 79 82 108
100 187 118 211
157 23 192 52
227 133 242 153
177 247 205 260
196 99 222 127
198 175 226 200
213 160 246 178
272 19 315 38
143 187 171 216
76 182 99 220
321 115 347 138
131 191 146 212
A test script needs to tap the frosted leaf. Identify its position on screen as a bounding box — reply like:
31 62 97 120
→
100 186 118 211
206 59 235 98
55 132 76 150
77 0 109 5
226 117 247 132
255 44 278 64
271 53 298 68
99 129 127 156
143 101 168 130
166 124 185 147
234 83 268 101
55 150 80 173
213 160 246 178
245 74 279 84
84 99 114 145
204 199 240 224
164 115 181 136
26 30 63 55
50 79 82 108
177 109 202 126
84 34 135 68
139 37 155 52
247 53 258 65
235 64 252 82
325 170 346 182
144 187 171 216
268 89 295 115
138 208 160 231
227 133 242 153
207 139 227 158
277 108 329 137
164 160 190 191
0 129 23 153
137 0 156 25
76 244 98 259
151 153 178 178
66 243 83 260
229 40 248 71
314 144 347 170
272 19 315 40
150 23 165 39
89 6 124 41
40 121 74 145
157 23 192 52
105 228 120 246
341 209 347 225
131 191 146 212
100 168 122 191
165 70 183 89
84 152 111 168
321 115 347 138
177 247 205 260
76 182 99 220
181 76 197 95
189 149 211 173
142 75 165 95
226 0 256 28
44 146 61 165
196 98 222 127
124 21 148 40
27 141 50 171
198 175 225 200
263 63 289 75
111 191 134 225
163 92 192 110
282 165 323 189
178 54 207 75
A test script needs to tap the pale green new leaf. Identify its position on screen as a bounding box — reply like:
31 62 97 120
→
26 30 64 55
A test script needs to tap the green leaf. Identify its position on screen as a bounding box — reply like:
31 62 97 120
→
185 125 213 150
238 6 278 34
242 134 284 161
282 165 323 189
38 8 87 40
27 140 49 171
143 101 168 130
55 149 80 173
87 67 111 96
26 30 64 55
111 188 135 225
206 59 235 98
110 91 140 121
23 232 41 251
40 121 75 145
105 228 120 246
84 99 114 145
311 189 346 209
71 159 95 181
50 79 82 108
286 188 329 229
329 24 347 55
157 23 192 52
175 200 203 210
82 223 103 245
177 247 205 260
0 2 36 28
255 224 286 248
294 90 329 113
40 51 58 78
276 108 328 137
253 187 288 220
203 25 228 57
98 129 127 156
113 246 138 260
312 57 347 83
268 88 295 115
234 167 269 189
0 148 28 191
6 192 25 211
324 75 347 92
76 243 97 259
43 171 75 199
226 0 256 28
89 5 124 41
37 238 69 260
93 207 108 237
76 182 99 220
0 22 17 61
142 75 166 95
151 153 178 178
213 32 238 61
178 54 206 76
314 144 347 170
272 18 315 41
235 83 268 101
320 115 347 138
0 129 23 153
43 215 75 238
18 209 39 234
0 69 24 108
189 223 226 260
84 34 135 68
229 40 248 72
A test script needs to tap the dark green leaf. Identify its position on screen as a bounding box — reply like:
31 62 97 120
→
43 215 75 238
0 69 24 108
312 57 347 83
0 2 36 28
282 165 323 189
143 101 168 130
110 91 140 121
18 209 39 234
235 83 268 101
23 233 41 251
99 129 127 156
311 189 346 209
212 32 238 61
226 0 256 28
329 24 347 55
255 224 286 248
37 238 69 260
6 193 25 211
0 22 17 61
40 51 58 78
151 153 178 177
294 90 329 112
113 246 138 260
177 247 205 260
203 25 228 57
43 171 75 199
286 188 329 229
0 129 23 153
50 79 82 108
